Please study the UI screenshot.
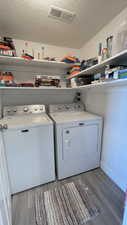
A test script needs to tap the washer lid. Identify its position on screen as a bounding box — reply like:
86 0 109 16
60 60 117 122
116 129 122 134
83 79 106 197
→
50 111 102 124
1 114 53 130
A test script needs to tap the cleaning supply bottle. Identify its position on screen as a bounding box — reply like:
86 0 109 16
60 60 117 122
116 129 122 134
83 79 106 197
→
98 43 102 63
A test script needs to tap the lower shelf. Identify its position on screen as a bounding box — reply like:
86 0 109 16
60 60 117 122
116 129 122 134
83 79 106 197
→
79 78 127 89
0 79 127 92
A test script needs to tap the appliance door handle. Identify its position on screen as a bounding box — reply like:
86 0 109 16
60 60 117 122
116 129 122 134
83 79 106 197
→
79 122 85 126
21 129 29 133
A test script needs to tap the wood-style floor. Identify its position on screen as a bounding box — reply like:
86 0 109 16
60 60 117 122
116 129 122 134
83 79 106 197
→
12 168 125 225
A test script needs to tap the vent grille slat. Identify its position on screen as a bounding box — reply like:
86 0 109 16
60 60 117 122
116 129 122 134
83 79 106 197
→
48 6 76 23
50 8 62 18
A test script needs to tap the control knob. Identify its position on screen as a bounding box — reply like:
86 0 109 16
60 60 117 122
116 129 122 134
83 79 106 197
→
23 107 29 112
3 124 8 130
0 124 8 130
65 106 70 110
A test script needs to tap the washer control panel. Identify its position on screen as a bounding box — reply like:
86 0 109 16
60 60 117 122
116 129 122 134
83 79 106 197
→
4 105 46 116
49 103 84 113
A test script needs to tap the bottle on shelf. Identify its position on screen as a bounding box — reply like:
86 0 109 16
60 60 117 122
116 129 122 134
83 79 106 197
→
98 42 102 64
25 42 28 54
41 46 45 59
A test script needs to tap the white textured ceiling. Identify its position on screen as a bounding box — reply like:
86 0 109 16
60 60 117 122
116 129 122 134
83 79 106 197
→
0 0 127 48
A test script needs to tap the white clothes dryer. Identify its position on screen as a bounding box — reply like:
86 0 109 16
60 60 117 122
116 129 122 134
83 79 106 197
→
49 103 102 180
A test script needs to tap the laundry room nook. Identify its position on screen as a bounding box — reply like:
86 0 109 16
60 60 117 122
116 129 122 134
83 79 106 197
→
0 1 127 225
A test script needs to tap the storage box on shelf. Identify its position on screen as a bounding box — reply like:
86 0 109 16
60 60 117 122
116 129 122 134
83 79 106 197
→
67 49 127 90
1 50 127 90
0 55 76 89
67 49 127 79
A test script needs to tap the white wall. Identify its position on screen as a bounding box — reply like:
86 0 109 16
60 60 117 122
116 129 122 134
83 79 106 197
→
123 198 127 225
82 87 127 192
80 6 127 59
11 39 80 82
0 38 80 107
3 38 80 83
0 88 77 106
14 39 80 60
80 6 127 192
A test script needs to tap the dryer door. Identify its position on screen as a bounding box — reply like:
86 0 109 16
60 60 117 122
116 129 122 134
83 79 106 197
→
59 121 101 179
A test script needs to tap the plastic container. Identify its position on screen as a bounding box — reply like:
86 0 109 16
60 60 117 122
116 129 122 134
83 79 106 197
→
71 78 77 88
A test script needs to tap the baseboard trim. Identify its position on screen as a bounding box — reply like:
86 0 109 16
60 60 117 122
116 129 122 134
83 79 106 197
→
101 161 126 192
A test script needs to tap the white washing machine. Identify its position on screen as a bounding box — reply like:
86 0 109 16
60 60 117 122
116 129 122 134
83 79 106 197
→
49 103 103 180
1 105 55 194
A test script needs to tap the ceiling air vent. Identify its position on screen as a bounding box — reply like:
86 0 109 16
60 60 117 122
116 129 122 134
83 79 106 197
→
48 6 76 23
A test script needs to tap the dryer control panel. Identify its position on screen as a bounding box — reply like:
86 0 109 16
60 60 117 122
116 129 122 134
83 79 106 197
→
3 105 46 116
49 103 85 113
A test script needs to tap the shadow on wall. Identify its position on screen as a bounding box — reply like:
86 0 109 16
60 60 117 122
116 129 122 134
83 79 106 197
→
82 86 127 191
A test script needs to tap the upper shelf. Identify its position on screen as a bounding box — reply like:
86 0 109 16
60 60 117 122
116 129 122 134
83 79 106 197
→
0 55 74 69
67 49 127 79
